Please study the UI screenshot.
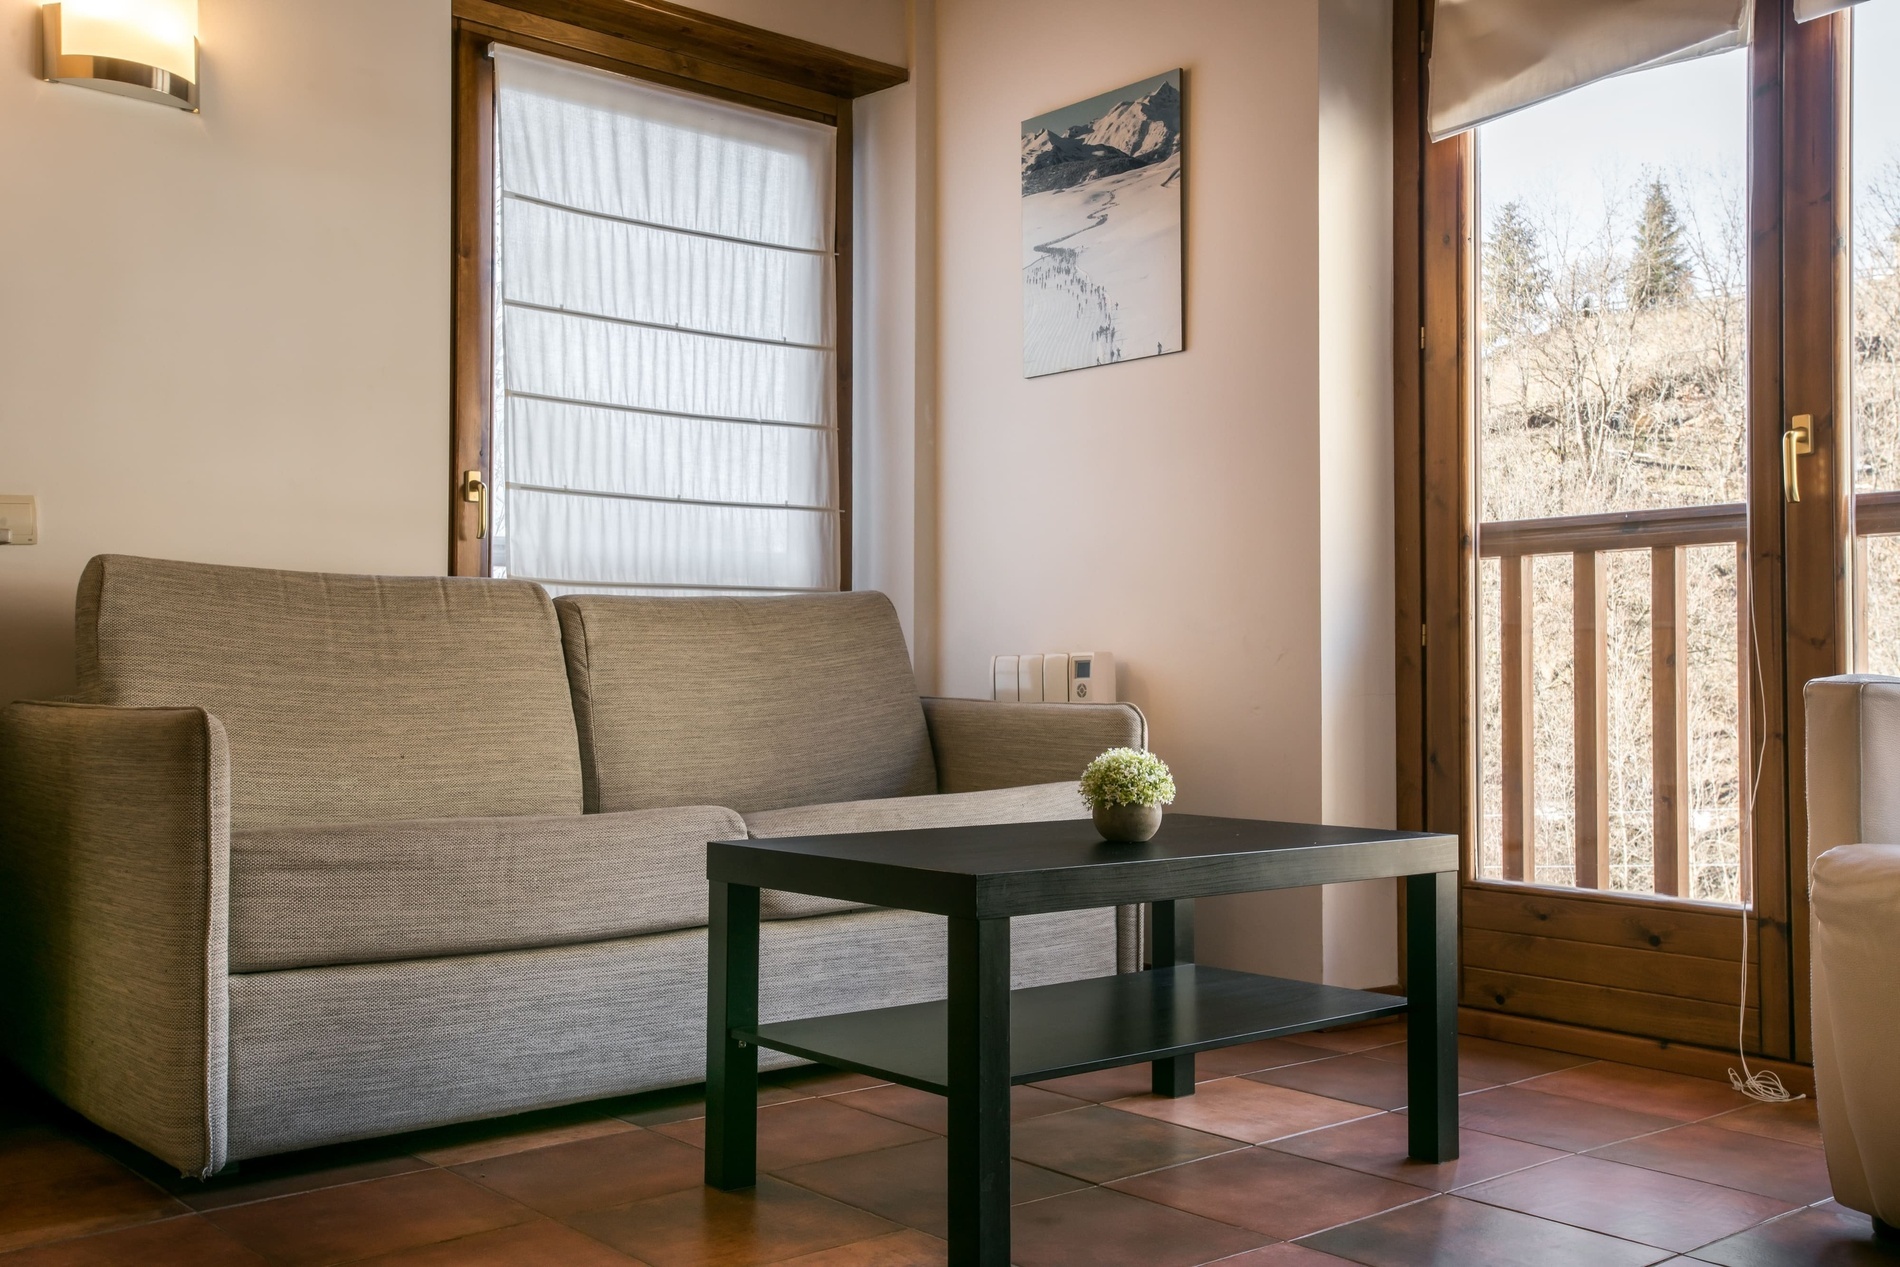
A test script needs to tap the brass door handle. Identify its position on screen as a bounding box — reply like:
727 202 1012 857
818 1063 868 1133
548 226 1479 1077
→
1783 415 1813 503
462 469 488 539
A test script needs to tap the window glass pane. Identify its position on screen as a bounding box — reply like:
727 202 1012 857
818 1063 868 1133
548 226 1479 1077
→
1854 2 1900 673
1474 52 1748 903
1478 52 1748 521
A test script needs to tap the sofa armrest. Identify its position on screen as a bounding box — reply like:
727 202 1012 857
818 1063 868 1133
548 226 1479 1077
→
921 697 1147 794
1805 675 1900 875
0 701 230 1177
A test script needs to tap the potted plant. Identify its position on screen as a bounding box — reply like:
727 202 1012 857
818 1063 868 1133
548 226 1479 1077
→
1079 747 1176 843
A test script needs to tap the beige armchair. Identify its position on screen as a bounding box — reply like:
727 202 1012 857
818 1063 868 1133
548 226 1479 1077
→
1805 675 1900 1239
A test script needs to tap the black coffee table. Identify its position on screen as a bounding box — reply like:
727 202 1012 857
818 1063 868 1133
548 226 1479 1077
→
703 814 1459 1266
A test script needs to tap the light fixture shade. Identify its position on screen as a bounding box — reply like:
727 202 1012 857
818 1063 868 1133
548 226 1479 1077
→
42 0 199 111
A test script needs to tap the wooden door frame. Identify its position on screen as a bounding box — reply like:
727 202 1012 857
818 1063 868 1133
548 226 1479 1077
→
1394 0 1850 1063
447 0 907 581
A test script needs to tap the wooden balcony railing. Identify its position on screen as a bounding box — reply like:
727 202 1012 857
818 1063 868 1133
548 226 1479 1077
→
1478 503 1748 897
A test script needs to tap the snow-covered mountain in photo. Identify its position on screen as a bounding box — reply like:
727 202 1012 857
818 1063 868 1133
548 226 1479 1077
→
1022 71 1183 378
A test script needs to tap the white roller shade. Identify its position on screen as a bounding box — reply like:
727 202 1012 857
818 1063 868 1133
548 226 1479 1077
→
489 45 839 595
1429 0 1752 140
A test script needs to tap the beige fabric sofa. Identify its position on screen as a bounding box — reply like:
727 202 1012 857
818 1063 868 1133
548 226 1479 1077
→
1805 675 1900 1236
0 555 1143 1178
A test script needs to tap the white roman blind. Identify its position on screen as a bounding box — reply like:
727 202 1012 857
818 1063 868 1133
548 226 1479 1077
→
1428 0 1752 139
489 46 839 595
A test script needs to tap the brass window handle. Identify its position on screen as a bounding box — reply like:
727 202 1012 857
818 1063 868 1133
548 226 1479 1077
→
1783 415 1812 503
462 469 488 539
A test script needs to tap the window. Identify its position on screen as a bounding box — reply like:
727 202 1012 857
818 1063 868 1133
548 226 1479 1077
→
1400 0 1860 1061
1473 50 1752 902
446 2 905 588
489 50 838 596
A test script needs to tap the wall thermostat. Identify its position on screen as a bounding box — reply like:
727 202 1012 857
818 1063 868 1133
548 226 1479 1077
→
991 650 1116 704
1067 652 1116 703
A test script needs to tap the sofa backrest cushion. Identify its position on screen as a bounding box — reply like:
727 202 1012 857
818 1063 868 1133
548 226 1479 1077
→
76 555 583 830
555 591 936 813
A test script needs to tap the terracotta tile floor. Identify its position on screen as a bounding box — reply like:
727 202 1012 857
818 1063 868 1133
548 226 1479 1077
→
2 1032 1894 1266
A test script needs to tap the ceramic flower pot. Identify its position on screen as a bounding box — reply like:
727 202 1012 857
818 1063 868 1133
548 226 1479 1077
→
1092 801 1163 843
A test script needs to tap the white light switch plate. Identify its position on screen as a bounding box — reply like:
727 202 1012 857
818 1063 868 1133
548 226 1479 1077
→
0 495 36 545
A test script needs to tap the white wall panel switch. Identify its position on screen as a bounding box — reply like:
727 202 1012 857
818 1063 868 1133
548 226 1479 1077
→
0 495 37 545
1018 653 1045 702
1042 653 1070 702
991 655 1020 702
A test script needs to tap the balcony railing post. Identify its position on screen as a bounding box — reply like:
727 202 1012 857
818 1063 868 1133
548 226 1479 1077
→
1652 546 1691 897
1500 553 1535 881
1574 550 1610 890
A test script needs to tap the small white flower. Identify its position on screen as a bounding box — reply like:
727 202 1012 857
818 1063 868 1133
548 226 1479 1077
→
1079 747 1177 810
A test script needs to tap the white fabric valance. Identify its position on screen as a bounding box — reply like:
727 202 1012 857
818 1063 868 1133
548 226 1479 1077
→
489 45 838 595
1428 0 1753 140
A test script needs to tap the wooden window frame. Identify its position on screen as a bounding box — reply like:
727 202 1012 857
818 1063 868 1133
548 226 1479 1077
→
1393 0 1849 1067
448 0 907 585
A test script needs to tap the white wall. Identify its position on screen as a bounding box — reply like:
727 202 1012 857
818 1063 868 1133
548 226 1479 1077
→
1319 0 1400 987
0 0 918 710
927 0 1396 984
0 0 1395 982
0 0 453 707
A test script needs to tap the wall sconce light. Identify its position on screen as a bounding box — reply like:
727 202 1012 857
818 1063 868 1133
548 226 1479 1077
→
41 1 199 112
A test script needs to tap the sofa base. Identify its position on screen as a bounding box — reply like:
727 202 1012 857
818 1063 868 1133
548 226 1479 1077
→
226 905 1119 1161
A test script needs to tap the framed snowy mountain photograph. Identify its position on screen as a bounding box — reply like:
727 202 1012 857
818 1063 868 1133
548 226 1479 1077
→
1022 69 1183 378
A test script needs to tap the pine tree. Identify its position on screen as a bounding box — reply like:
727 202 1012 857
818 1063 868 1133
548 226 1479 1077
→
1627 178 1694 309
1483 200 1549 342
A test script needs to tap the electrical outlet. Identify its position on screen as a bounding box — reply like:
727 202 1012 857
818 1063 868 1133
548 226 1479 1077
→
0 495 37 545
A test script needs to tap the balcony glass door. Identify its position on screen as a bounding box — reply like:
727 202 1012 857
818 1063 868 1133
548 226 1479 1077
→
1461 47 1774 1051
1853 4 1900 671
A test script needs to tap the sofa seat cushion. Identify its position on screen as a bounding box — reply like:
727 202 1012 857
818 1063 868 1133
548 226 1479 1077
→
225 903 1119 1158
555 592 937 814
743 781 1087 919
75 554 584 830
229 806 743 971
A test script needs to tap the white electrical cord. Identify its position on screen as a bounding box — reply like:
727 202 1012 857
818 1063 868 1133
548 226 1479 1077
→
1732 572 1802 1105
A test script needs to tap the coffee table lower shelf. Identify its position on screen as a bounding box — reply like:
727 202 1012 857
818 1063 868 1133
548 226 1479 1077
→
733 964 1407 1095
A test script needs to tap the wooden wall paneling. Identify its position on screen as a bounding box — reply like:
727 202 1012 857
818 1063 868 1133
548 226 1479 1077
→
1778 6 1851 1065
1462 882 1757 962
1461 966 1761 1051
455 5 840 122
1394 0 1425 840
466 0 907 99
1420 130 1471 845
1464 928 1748 1006
1736 541 1755 902
1742 0 1793 1061
1392 0 1426 989
450 27 496 578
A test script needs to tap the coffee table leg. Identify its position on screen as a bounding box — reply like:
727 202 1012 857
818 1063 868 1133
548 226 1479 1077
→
1149 899 1196 1097
947 916 1010 1266
706 880 760 1189
1405 870 1458 1163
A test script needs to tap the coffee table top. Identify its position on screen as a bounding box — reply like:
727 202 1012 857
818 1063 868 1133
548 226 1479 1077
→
708 813 1457 919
